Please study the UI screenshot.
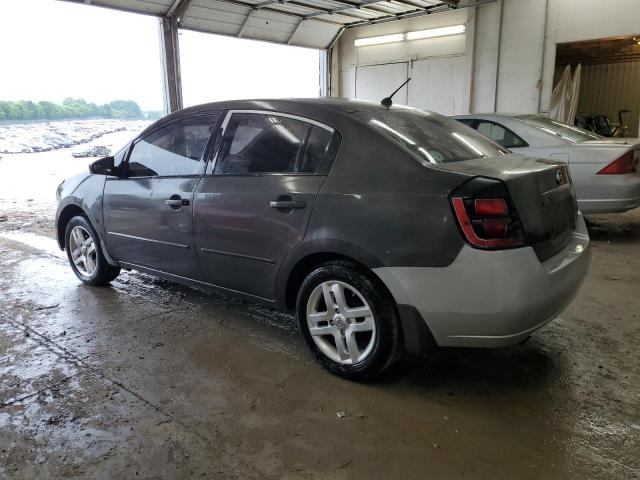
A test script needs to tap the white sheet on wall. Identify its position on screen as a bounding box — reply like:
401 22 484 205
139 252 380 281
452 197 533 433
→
549 64 581 124
408 55 466 115
355 62 409 105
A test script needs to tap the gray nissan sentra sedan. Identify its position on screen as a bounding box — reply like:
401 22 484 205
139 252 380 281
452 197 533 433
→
56 98 591 380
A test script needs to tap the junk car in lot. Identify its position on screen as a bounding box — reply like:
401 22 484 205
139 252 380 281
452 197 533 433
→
56 99 591 380
454 114 640 214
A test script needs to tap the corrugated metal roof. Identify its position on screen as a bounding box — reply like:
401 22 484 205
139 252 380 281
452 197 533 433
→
64 0 480 49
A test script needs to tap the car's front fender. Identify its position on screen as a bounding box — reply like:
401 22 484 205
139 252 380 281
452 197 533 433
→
55 174 107 249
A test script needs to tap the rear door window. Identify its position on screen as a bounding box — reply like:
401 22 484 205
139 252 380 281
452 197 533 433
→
214 113 333 174
127 117 215 177
361 109 508 164
516 115 601 143
476 120 528 149
299 126 333 173
456 118 476 128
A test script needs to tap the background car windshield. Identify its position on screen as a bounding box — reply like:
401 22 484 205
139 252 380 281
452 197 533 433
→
360 109 508 164
517 115 601 143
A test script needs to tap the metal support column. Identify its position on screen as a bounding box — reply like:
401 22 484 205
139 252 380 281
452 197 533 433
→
160 16 183 114
319 49 330 97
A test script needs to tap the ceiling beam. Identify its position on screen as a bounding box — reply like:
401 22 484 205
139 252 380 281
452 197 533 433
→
287 18 305 44
390 0 430 9
327 25 345 49
302 0 396 20
344 0 493 28
322 0 411 19
253 0 395 18
237 8 254 37
211 0 345 25
166 0 193 19
253 0 371 20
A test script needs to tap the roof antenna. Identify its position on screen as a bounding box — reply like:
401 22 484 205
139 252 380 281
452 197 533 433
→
381 77 411 109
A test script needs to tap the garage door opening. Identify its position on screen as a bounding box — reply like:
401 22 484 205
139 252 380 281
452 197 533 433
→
554 35 640 137
179 30 321 107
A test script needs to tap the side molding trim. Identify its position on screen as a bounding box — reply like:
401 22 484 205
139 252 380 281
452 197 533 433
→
107 231 190 249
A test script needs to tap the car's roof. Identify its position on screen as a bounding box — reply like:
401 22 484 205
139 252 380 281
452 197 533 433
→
172 97 402 119
453 113 542 119
145 98 437 139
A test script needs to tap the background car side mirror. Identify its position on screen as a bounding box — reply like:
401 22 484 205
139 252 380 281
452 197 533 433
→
89 156 118 176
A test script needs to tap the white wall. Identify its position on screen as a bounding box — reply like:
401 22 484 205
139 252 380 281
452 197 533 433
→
332 0 640 115
336 8 471 114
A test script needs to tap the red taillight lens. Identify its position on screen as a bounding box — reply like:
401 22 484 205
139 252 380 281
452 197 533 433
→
474 198 508 216
481 218 509 237
597 151 635 175
452 197 524 249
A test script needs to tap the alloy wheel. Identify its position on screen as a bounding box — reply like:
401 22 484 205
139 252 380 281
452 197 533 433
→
306 280 376 365
69 226 97 278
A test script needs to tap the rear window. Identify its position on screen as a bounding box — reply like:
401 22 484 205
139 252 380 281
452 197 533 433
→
359 108 508 164
516 115 601 143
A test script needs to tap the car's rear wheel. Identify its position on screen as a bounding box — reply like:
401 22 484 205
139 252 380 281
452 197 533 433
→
296 261 403 381
65 215 120 286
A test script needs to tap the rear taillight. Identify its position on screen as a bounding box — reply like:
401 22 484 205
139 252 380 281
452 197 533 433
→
597 151 635 175
451 179 525 249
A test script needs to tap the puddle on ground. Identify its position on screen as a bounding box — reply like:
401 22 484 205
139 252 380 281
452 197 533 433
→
0 231 64 258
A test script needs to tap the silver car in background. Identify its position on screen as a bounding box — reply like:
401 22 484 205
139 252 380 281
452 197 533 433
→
454 114 640 214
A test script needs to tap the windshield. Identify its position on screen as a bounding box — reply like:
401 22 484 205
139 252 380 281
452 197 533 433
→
359 108 508 164
516 115 602 143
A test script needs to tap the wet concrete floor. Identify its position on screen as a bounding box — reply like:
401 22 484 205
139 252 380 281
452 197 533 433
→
0 207 639 478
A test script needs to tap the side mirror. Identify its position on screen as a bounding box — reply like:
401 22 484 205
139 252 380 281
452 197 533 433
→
89 156 116 176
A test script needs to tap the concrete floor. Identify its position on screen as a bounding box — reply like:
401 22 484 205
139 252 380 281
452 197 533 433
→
1 177 639 477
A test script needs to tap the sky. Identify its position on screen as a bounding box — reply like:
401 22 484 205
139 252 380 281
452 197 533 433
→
0 0 320 111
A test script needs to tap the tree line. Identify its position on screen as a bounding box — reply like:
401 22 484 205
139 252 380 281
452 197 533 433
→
0 98 161 121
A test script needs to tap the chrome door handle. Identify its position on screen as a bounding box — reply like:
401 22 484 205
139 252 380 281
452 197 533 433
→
269 200 305 209
165 197 190 209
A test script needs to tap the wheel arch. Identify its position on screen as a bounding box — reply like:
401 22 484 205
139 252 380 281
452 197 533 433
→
56 203 86 249
56 201 119 267
278 242 437 356
276 240 389 312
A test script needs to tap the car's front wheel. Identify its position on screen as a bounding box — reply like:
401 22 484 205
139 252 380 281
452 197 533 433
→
65 215 120 286
296 261 403 381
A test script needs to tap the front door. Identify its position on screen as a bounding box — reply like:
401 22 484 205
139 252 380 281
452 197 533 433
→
194 111 337 300
104 114 220 279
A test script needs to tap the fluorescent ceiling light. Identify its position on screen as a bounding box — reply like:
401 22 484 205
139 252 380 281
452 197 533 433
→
354 33 404 47
406 24 465 40
354 25 465 47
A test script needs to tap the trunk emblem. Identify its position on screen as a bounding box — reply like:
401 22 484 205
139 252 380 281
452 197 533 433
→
555 169 564 185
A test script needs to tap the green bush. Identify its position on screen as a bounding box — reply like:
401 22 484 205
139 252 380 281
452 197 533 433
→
0 98 146 121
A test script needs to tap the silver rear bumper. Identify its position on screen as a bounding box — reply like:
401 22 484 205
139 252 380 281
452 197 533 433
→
374 213 591 348
577 173 640 214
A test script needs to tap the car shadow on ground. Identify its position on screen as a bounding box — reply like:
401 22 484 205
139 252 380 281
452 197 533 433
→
373 341 558 395
119 269 561 395
585 213 640 243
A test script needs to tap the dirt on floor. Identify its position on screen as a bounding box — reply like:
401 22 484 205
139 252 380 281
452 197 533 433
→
0 148 639 479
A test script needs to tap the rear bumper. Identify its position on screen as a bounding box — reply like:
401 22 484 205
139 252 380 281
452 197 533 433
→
579 196 640 214
577 173 640 214
374 213 591 348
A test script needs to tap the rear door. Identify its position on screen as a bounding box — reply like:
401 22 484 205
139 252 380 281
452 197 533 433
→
467 119 529 151
194 111 338 300
103 114 220 279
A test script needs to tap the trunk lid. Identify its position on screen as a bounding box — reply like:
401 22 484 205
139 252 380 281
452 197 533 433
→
439 153 578 261
578 138 640 147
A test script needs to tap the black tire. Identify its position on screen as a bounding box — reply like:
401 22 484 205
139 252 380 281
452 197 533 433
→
296 260 403 381
64 215 120 286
